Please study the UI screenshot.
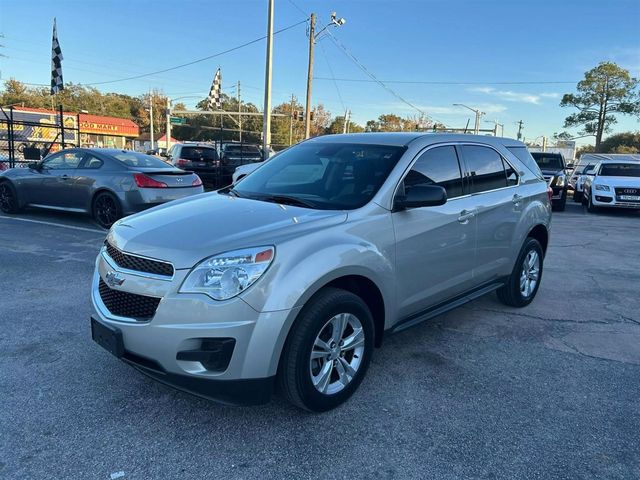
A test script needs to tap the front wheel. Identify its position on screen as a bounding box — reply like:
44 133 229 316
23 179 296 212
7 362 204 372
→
587 192 599 213
92 192 122 229
0 181 20 214
573 190 582 203
497 237 544 307
278 287 374 412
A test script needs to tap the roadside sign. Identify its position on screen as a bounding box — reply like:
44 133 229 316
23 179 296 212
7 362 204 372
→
170 116 186 125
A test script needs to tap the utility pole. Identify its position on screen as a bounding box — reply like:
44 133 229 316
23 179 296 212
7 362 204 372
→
516 120 524 140
289 94 295 146
237 80 242 143
165 97 171 153
542 136 547 152
149 90 154 150
262 0 274 158
342 109 350 134
453 103 484 135
304 13 316 139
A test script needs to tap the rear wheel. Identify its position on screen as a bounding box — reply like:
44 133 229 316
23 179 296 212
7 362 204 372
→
0 181 20 214
278 287 374 412
497 237 544 307
92 192 122 229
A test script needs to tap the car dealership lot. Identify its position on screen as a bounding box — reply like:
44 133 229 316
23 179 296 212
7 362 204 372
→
1 201 639 479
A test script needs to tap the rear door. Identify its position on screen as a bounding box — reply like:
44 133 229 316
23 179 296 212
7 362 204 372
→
458 144 521 283
392 145 477 318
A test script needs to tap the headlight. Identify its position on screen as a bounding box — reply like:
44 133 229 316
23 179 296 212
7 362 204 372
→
554 175 565 187
594 184 610 191
179 246 274 300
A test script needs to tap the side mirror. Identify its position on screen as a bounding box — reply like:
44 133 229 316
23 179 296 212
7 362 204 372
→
28 162 41 170
566 163 574 169
394 185 447 210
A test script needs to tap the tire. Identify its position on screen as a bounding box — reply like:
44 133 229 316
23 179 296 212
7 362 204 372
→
573 190 582 203
553 190 566 212
92 191 122 229
278 287 375 412
587 192 598 213
0 180 20 214
497 237 544 308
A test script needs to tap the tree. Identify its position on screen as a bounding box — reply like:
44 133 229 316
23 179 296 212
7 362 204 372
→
560 62 640 151
599 131 640 154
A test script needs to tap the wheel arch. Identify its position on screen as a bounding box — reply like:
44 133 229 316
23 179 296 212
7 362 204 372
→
527 223 549 255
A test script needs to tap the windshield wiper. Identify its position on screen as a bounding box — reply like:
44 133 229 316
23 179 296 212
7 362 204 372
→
257 194 317 209
220 187 244 198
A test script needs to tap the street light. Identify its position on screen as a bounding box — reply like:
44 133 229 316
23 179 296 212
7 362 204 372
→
305 11 346 139
453 103 485 135
484 119 504 137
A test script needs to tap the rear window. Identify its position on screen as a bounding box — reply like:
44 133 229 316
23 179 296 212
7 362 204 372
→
112 151 169 168
531 153 563 170
599 163 640 177
224 145 262 155
507 146 543 178
179 147 219 161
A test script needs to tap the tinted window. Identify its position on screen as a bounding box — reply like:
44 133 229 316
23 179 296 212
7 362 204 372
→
599 163 640 177
503 159 518 186
80 155 103 169
531 153 563 170
507 146 542 178
234 142 406 210
111 151 170 168
461 145 508 193
403 146 463 199
179 147 219 161
43 151 83 169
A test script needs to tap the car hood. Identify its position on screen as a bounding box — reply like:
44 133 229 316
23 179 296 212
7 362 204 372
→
107 192 347 269
594 176 640 187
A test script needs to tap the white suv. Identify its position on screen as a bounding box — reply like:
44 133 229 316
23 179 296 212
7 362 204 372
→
582 160 640 212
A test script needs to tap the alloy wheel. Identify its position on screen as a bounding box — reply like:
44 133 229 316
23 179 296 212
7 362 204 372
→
95 195 118 228
309 313 366 395
0 183 15 212
520 250 540 298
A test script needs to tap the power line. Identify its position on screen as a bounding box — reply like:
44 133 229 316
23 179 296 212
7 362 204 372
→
81 20 307 86
314 77 577 85
323 29 446 126
318 41 345 111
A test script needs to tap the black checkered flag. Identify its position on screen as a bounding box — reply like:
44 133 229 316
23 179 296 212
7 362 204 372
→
50 18 64 95
207 68 222 110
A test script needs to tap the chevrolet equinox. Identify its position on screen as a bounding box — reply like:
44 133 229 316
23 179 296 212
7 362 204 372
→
90 133 551 412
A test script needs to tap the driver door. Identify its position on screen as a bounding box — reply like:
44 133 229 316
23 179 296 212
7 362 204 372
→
30 151 84 208
392 145 477 319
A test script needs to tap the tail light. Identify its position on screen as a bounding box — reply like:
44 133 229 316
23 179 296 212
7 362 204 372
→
134 173 168 188
176 159 189 168
192 175 203 187
547 187 553 201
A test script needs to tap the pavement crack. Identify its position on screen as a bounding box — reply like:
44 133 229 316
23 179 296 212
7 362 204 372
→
468 307 612 326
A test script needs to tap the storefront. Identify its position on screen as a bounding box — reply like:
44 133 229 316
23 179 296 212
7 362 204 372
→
78 113 139 149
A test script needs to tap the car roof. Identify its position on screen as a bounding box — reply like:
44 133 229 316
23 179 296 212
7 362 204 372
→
579 153 640 162
306 132 527 148
597 159 640 165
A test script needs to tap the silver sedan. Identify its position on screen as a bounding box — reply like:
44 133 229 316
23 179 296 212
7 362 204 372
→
0 148 204 228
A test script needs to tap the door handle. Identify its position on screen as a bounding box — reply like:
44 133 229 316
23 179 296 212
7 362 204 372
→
458 209 476 223
512 194 523 204
60 175 70 180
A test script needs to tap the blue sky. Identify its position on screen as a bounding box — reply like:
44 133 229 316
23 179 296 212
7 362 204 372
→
1 0 639 143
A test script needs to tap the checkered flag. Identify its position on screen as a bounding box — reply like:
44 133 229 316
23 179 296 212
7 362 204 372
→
50 18 64 95
207 68 222 110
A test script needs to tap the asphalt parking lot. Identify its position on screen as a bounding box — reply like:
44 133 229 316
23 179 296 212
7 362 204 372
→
1 199 639 480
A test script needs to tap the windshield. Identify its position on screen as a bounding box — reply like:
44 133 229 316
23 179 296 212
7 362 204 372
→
180 147 219 161
231 142 407 210
532 154 563 170
599 163 640 177
112 151 171 168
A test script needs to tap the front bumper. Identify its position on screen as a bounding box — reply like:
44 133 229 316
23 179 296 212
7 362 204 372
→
90 248 299 405
591 193 640 209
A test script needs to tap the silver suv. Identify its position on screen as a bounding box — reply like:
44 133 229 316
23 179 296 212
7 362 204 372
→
90 133 551 412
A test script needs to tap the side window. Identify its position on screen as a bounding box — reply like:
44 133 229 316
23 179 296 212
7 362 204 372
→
43 151 83 170
503 158 518 186
460 145 508 193
80 154 103 169
402 146 464 199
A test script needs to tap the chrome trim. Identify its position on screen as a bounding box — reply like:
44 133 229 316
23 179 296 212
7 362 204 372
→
92 270 157 324
102 245 175 281
391 141 522 207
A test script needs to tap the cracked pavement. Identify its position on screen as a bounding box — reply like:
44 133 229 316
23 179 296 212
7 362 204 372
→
1 200 639 479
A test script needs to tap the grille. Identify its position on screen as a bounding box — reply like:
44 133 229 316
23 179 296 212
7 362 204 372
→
106 242 174 277
615 187 640 197
98 278 161 321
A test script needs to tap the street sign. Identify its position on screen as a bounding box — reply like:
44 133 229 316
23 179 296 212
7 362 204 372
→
170 116 186 125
